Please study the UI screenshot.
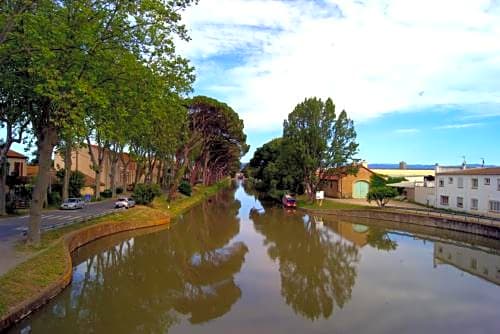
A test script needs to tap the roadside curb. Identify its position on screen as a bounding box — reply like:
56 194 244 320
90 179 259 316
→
0 215 170 331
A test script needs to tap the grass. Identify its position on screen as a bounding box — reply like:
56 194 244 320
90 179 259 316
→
0 179 230 319
297 195 371 210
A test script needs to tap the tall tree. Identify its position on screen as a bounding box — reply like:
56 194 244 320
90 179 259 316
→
283 97 358 201
9 0 197 244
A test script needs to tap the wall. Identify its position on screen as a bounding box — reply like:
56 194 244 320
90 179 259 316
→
436 174 500 217
414 186 436 207
7 157 27 177
54 147 149 192
322 167 373 199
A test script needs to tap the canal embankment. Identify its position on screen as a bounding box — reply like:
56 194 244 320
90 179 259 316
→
299 206 500 239
0 179 231 331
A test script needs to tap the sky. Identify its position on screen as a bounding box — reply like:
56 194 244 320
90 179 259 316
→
175 0 500 165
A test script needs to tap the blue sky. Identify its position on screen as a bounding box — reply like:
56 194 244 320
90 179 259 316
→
177 0 500 165
8 1 500 166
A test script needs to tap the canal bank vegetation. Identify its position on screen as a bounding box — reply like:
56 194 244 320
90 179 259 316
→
0 179 231 323
0 1 248 246
246 97 359 204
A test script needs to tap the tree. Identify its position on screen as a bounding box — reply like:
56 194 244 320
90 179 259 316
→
366 175 398 207
283 97 358 201
8 0 197 244
168 96 247 199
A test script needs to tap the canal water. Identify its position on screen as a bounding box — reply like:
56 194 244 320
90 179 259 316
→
9 182 500 333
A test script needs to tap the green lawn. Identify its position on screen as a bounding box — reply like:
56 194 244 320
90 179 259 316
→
297 196 371 210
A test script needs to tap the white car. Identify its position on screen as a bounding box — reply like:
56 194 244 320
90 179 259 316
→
60 198 85 210
114 197 136 209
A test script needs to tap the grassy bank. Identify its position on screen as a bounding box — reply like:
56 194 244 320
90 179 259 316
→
297 195 371 210
0 179 231 320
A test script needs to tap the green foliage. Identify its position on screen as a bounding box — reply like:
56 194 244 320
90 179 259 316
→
248 97 358 200
116 187 124 195
178 180 192 196
367 174 398 207
283 97 359 200
100 189 112 198
68 171 85 198
133 183 162 205
48 192 61 206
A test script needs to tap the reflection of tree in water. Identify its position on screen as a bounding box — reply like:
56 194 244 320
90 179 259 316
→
366 227 398 251
251 209 360 321
27 188 247 333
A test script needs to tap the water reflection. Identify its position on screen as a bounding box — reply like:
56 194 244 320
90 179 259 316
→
434 242 500 285
18 189 247 333
250 208 361 320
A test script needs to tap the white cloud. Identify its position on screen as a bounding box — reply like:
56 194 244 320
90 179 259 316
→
177 0 500 131
394 128 420 134
434 122 484 130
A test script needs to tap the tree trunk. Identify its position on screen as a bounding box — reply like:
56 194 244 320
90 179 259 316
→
28 127 58 245
62 143 72 200
94 169 101 200
0 157 8 216
110 159 117 197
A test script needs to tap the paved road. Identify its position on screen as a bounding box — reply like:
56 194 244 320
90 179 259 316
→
0 199 118 241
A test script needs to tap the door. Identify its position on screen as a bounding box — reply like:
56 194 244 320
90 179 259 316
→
353 181 369 199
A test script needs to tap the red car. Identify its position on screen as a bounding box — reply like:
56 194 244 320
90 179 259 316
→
282 194 297 208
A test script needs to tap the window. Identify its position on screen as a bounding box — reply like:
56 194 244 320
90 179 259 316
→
456 197 463 208
484 178 491 185
489 200 500 212
448 177 453 184
457 177 463 188
439 178 444 187
471 178 479 189
471 198 478 210
440 195 449 206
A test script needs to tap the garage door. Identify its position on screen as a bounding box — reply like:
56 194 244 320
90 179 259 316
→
353 181 369 199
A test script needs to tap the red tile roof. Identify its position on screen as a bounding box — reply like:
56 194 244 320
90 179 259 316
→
437 167 500 176
7 149 27 159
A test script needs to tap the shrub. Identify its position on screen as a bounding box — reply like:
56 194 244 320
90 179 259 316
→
116 187 124 194
133 183 162 204
48 191 62 205
178 180 192 196
100 189 112 198
69 171 85 197
367 186 398 207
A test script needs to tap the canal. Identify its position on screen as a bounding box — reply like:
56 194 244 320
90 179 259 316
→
9 182 500 333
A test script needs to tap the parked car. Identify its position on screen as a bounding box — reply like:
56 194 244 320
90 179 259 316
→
114 197 136 209
282 194 297 208
60 198 85 210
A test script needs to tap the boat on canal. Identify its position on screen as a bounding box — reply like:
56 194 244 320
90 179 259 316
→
282 194 297 208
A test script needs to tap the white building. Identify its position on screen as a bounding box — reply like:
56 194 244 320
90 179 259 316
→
435 167 500 217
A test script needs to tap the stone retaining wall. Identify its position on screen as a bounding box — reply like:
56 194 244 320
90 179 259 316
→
301 208 500 239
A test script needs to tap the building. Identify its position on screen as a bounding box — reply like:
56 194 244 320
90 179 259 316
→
371 161 435 183
434 242 500 286
54 145 154 195
6 149 28 177
321 164 375 199
435 167 500 217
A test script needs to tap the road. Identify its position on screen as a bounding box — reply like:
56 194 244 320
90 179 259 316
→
0 199 124 275
0 199 118 241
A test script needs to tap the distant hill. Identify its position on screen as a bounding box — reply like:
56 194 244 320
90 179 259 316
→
368 163 496 170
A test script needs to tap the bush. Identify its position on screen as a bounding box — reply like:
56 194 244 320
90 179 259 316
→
48 192 62 205
69 171 85 197
116 187 124 194
367 186 398 207
133 183 162 205
178 180 192 196
100 189 112 198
